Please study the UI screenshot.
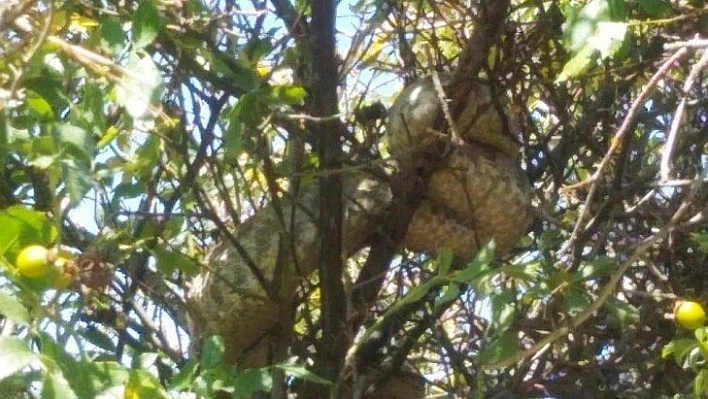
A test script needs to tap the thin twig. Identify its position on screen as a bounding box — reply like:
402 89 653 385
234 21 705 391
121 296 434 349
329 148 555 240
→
664 39 708 50
660 47 708 181
560 48 688 255
484 171 703 370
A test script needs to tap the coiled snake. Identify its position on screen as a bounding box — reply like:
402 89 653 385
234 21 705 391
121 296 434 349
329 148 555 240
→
186 76 533 391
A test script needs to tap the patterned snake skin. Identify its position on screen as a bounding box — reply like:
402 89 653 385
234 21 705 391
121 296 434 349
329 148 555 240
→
186 77 533 391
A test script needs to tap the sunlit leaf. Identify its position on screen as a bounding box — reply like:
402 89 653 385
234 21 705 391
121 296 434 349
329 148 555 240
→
232 368 272 396
272 85 307 105
62 159 93 206
490 291 516 332
556 45 596 82
116 56 164 121
98 17 125 55
26 96 55 121
201 336 225 369
661 338 696 361
275 363 331 385
151 244 198 275
124 370 169 399
168 361 198 391
132 0 161 49
0 291 30 326
0 337 38 383
0 206 57 263
224 112 243 163
41 370 78 399
588 22 627 58
478 331 520 365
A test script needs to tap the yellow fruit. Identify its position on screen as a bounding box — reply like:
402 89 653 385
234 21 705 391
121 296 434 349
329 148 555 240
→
15 245 50 278
675 300 706 330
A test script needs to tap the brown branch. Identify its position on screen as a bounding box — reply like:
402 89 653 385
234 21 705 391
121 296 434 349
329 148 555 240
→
306 0 347 394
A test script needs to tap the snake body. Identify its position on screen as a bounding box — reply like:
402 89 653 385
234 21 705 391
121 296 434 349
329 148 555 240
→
186 77 533 393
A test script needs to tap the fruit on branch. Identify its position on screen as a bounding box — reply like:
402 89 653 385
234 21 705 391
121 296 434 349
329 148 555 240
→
674 300 706 330
14 245 76 289
16 245 50 278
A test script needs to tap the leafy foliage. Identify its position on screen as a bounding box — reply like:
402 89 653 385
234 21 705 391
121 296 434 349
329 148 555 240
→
0 0 707 397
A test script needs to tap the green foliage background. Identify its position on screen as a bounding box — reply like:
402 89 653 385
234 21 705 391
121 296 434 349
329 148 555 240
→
0 0 707 397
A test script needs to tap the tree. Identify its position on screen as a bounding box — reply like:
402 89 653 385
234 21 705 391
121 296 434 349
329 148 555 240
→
0 0 707 398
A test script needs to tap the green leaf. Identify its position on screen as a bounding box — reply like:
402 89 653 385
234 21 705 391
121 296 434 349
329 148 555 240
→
24 78 69 118
61 159 93 207
116 56 164 121
125 369 169 399
454 242 494 283
243 37 273 62
399 281 432 305
41 370 78 399
83 326 117 352
150 245 198 275
434 284 460 310
607 0 628 20
97 126 121 149
574 256 615 282
436 248 454 276
691 232 708 253
98 17 125 55
563 289 591 316
0 206 57 263
556 45 596 82
695 327 708 356
26 96 55 121
697 368 708 398
274 363 330 385
272 85 307 105
53 124 93 163
563 0 610 52
132 0 161 49
73 83 107 137
0 337 38 382
232 368 272 396
126 135 161 179
201 336 225 369
39 333 128 396
490 291 516 332
0 291 30 326
478 331 520 365
604 298 640 332
224 112 243 163
662 338 696 361
639 0 673 18
169 361 199 391
233 92 267 127
588 22 627 58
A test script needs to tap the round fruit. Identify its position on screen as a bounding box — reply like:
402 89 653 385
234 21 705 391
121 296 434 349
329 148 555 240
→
15 245 50 278
675 300 706 330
